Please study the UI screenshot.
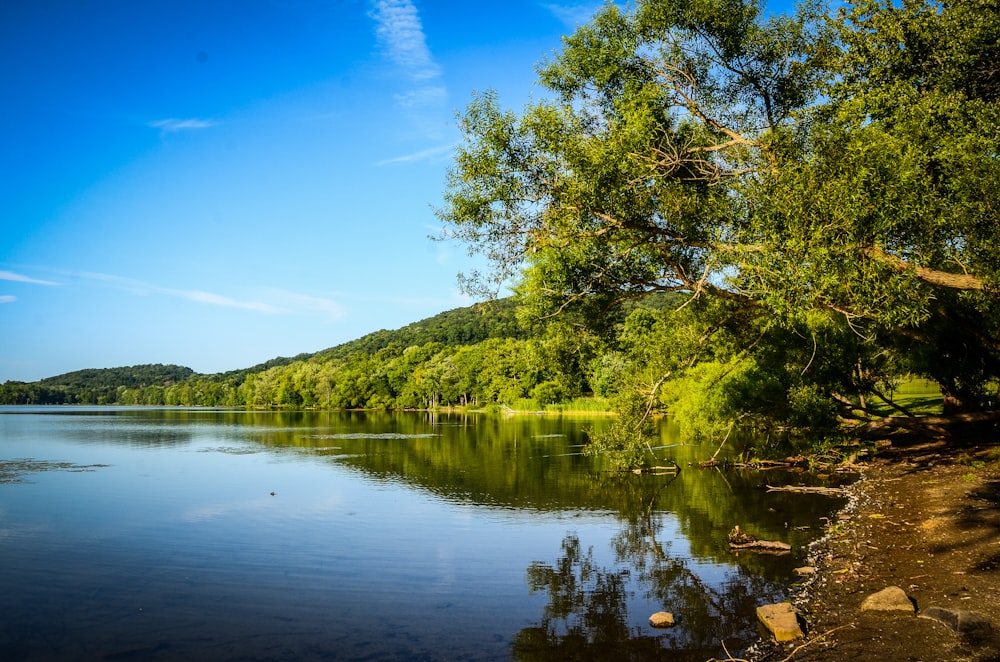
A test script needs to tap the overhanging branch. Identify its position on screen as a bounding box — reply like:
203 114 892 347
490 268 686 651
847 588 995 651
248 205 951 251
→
867 246 986 292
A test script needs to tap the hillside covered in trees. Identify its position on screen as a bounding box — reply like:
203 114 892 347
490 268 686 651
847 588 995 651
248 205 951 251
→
0 298 564 411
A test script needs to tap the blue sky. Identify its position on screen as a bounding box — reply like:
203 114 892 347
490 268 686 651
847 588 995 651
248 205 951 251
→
1 0 616 382
1 0 798 383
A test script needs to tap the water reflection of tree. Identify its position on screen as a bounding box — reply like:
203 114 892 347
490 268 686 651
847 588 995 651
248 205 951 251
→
513 475 783 661
515 534 668 661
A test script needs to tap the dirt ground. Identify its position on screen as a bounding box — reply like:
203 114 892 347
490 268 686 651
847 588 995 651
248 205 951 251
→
753 439 1000 661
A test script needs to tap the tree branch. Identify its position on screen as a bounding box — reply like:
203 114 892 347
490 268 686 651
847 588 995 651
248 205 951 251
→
867 246 986 291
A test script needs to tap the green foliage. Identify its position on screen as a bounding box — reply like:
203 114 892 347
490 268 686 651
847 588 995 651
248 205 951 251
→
39 364 194 392
531 380 565 406
436 0 1000 448
314 298 526 362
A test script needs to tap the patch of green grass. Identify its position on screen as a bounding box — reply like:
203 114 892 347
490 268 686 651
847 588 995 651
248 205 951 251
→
552 397 613 413
957 453 987 469
870 376 943 416
503 396 613 414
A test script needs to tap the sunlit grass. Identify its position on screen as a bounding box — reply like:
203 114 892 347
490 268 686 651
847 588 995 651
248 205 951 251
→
545 397 613 413
871 376 943 416
502 396 614 414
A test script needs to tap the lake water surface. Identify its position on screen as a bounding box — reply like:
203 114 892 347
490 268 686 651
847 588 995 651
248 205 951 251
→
0 407 845 661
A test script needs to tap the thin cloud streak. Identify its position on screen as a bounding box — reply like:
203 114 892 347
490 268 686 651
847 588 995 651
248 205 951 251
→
369 0 449 142
0 295 15 304
394 86 447 108
375 143 454 166
148 118 218 132
78 271 284 314
263 288 345 320
326 288 468 309
77 271 344 319
370 0 441 81
0 270 60 286
285 294 344 319
542 1 603 27
161 288 285 314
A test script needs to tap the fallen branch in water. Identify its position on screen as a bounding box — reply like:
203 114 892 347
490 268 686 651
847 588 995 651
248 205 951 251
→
728 525 792 553
632 463 681 475
766 484 847 497
699 456 811 469
729 539 792 553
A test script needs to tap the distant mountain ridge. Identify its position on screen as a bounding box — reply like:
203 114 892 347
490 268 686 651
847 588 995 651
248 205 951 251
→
26 298 525 387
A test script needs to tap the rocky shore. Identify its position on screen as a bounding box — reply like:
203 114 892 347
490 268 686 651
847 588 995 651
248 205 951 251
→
749 441 1000 661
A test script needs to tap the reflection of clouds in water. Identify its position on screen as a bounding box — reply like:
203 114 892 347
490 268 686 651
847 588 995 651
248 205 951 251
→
62 423 196 448
433 544 457 590
179 492 345 523
0 505 48 542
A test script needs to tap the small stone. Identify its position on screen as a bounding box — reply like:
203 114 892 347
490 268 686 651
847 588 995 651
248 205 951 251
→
756 602 804 642
860 586 915 613
794 566 817 575
649 611 675 628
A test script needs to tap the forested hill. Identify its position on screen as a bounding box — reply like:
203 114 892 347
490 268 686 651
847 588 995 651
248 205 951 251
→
38 364 195 390
0 298 531 406
312 297 525 362
210 297 526 381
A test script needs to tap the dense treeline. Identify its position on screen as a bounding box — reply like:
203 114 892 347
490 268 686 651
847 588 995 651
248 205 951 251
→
0 299 591 410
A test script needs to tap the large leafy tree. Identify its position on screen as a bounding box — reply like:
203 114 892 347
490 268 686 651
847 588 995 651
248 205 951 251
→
439 0 1000 437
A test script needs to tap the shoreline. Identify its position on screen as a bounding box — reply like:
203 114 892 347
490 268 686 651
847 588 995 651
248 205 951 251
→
751 441 1000 661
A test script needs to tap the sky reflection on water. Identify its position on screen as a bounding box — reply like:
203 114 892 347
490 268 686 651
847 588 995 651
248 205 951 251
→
0 407 843 660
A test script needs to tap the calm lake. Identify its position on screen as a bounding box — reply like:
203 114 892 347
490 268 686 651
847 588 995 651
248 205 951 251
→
0 407 845 661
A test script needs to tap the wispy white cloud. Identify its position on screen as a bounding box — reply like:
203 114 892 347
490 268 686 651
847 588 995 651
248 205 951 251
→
375 142 454 166
78 271 343 320
0 295 15 304
161 288 285 314
394 85 447 109
264 289 344 320
369 0 449 141
326 288 465 309
79 272 283 314
370 0 442 81
542 1 603 28
148 118 218 132
0 270 60 286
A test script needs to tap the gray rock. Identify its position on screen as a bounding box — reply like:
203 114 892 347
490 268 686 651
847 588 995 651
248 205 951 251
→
794 566 817 575
860 586 915 613
919 606 993 640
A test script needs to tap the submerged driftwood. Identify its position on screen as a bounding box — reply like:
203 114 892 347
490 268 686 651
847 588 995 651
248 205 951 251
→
631 463 681 475
728 525 792 553
766 484 846 497
698 456 810 469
